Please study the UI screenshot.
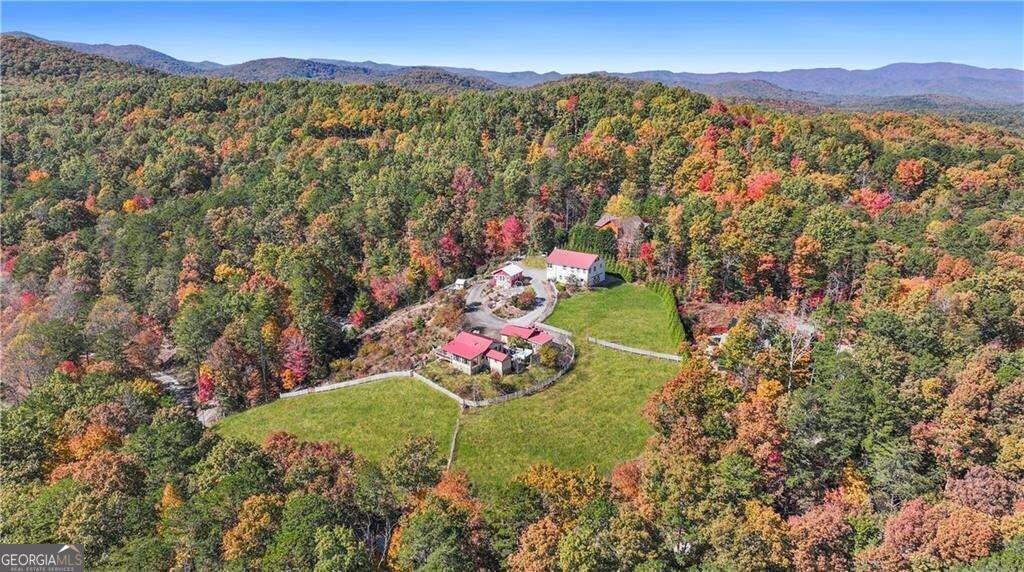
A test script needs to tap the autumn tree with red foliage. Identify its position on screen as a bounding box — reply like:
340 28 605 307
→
745 171 781 201
279 326 313 390
851 187 893 218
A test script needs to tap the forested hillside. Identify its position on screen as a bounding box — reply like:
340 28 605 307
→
2 35 1022 569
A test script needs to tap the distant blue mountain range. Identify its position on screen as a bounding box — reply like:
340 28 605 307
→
8 31 1023 105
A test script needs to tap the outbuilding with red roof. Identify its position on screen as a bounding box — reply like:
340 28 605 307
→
500 324 553 348
492 262 525 290
486 349 511 375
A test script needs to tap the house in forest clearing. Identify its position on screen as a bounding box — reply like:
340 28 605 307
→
594 213 646 254
441 331 496 374
546 248 605 286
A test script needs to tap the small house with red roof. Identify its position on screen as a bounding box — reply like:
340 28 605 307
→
492 262 525 290
441 331 498 374
499 324 553 349
486 348 512 375
546 248 605 286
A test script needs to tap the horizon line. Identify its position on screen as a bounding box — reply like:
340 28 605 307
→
6 29 1024 75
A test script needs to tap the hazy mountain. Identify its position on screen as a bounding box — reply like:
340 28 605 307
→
9 31 1023 104
203 57 377 82
383 67 498 92
1 33 164 82
311 58 403 73
316 59 564 87
439 67 564 88
680 78 842 105
205 59 497 91
617 63 1024 104
6 31 223 75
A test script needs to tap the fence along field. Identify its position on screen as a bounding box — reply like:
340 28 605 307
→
216 283 685 493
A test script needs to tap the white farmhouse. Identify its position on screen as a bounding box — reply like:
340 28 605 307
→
545 248 605 286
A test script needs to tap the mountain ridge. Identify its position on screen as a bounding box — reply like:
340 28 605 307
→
6 31 1023 105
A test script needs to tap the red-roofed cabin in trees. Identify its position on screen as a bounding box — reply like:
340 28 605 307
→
499 324 553 349
492 263 526 290
546 248 605 286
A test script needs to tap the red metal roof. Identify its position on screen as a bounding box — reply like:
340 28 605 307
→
493 263 524 277
500 324 535 338
546 248 599 269
500 324 553 345
442 331 494 360
486 349 508 361
529 330 553 345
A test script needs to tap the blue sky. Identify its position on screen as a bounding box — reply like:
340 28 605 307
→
4 2 1022 73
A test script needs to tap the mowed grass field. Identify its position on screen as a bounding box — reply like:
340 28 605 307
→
546 282 681 354
216 283 682 494
454 344 677 491
216 377 459 461
453 283 681 491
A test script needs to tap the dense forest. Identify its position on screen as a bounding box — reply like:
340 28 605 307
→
2 35 1022 569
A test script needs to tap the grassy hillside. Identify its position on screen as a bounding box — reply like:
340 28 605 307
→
546 282 682 354
454 344 678 492
216 377 460 461
215 283 684 492
454 283 683 491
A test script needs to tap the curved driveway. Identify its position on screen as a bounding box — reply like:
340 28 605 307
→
464 264 556 336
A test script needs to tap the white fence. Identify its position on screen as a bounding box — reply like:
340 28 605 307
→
279 336 577 409
537 322 572 337
586 336 683 362
280 370 414 398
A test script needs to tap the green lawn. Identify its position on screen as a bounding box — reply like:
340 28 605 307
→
454 344 678 492
521 255 547 269
547 282 681 354
216 377 460 462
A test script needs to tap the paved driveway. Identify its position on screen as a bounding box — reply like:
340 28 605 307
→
463 280 507 336
510 265 556 325
464 263 556 335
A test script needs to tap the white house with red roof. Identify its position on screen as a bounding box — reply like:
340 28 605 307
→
441 331 513 375
499 324 553 349
546 248 605 286
492 262 525 290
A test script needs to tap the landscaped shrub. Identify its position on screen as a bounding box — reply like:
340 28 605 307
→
606 261 635 283
538 345 559 368
647 281 684 349
515 287 537 310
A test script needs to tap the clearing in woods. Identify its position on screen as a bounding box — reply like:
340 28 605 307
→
215 283 683 494
216 377 460 461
